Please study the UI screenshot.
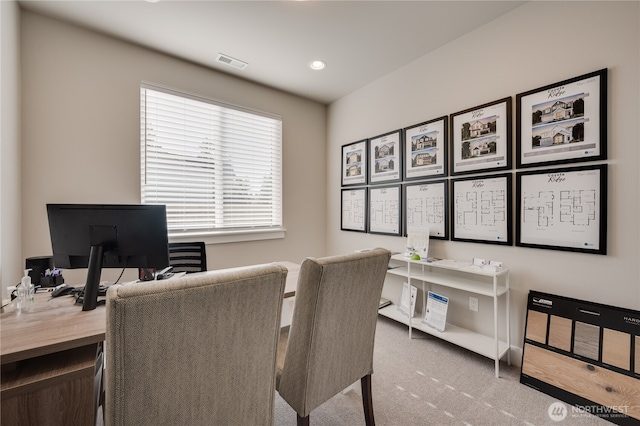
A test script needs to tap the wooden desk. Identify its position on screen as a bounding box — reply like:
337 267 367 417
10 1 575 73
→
1 261 300 426
1 292 105 425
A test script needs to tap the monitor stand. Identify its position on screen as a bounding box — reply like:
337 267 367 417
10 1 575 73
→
82 244 104 311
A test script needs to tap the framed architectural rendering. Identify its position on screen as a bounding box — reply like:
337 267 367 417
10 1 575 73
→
341 188 367 232
516 69 607 168
403 116 448 180
404 180 448 240
450 97 512 176
451 173 512 245
369 129 402 184
341 140 368 186
516 164 607 255
368 185 402 236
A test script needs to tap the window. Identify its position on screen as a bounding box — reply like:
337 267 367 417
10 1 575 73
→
141 83 283 242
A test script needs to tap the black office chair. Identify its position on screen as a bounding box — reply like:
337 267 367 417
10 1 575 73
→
168 242 207 273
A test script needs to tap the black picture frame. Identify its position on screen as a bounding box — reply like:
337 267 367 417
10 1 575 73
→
451 173 512 245
516 164 607 255
368 184 402 236
341 187 368 232
403 116 448 180
369 129 402 184
450 97 512 176
516 69 607 169
341 139 368 187
404 179 449 240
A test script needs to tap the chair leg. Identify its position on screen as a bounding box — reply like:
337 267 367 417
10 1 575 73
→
297 413 310 426
361 374 375 426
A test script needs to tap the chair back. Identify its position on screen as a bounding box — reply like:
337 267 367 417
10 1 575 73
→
277 248 391 417
105 263 287 426
169 241 207 273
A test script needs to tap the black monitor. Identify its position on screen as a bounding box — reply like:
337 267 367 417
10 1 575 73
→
46 204 170 310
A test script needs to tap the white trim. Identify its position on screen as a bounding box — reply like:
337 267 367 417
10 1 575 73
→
140 80 281 121
170 227 286 245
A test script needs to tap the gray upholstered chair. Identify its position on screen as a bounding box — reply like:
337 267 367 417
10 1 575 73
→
104 263 288 426
276 248 392 426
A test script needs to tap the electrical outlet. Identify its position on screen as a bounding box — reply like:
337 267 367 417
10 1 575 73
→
469 296 478 312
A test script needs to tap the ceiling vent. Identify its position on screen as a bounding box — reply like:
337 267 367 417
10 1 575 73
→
216 54 248 70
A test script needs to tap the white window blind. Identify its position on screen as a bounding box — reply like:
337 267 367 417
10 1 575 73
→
141 83 282 238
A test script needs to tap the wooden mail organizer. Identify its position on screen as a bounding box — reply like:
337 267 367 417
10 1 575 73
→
520 291 640 425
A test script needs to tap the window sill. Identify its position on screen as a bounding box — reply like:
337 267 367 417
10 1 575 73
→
169 228 286 245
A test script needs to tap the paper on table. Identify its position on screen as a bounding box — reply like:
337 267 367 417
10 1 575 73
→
423 291 448 332
398 282 417 318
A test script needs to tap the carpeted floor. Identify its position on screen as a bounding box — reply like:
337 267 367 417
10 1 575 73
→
274 316 611 426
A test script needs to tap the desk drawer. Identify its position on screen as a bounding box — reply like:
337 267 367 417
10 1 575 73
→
1 344 98 426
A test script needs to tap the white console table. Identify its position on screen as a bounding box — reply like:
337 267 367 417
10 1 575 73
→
380 254 510 377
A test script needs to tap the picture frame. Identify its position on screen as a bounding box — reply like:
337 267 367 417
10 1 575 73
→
404 179 449 240
369 129 402 184
516 164 607 255
341 139 368 186
516 69 607 168
451 173 512 245
450 97 512 176
403 116 448 180
341 187 368 232
368 184 402 236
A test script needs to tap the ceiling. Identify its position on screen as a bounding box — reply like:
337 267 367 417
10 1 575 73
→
18 0 526 105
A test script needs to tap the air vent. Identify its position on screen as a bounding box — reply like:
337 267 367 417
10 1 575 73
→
216 54 248 70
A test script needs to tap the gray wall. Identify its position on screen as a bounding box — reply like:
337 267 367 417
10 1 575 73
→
19 11 327 285
327 1 640 358
5 2 640 364
1 0 22 295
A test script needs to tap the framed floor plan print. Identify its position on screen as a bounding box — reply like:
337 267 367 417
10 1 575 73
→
452 173 512 245
404 180 448 240
516 164 607 254
341 140 368 186
403 116 448 180
516 69 607 168
369 130 402 184
450 97 512 176
368 185 401 236
341 188 367 232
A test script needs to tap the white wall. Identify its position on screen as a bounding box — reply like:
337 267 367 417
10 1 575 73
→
1 0 22 297
327 1 640 358
20 11 327 284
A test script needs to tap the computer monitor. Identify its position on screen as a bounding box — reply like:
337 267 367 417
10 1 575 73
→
46 204 170 310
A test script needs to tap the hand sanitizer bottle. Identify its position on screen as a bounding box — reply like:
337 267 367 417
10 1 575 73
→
19 269 33 312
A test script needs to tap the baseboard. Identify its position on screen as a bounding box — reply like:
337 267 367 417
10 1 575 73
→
509 345 523 368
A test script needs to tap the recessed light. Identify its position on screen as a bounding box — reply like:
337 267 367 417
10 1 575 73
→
309 60 326 70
